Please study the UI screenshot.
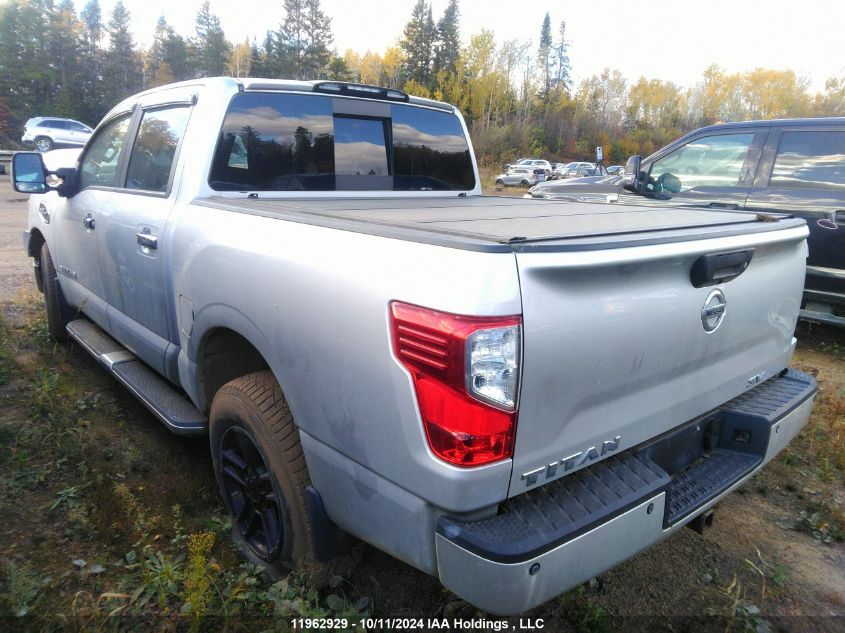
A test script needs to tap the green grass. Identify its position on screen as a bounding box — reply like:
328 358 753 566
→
0 297 373 630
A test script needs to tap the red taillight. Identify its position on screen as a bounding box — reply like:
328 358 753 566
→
390 302 521 467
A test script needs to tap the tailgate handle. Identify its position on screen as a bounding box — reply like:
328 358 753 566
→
690 249 754 288
707 202 739 210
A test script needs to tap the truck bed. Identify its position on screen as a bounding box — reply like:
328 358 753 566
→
194 196 806 252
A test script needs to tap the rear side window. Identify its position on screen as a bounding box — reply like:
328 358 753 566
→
770 131 845 190
392 103 474 190
209 92 475 192
125 107 191 193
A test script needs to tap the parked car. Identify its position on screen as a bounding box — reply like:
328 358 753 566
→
495 166 543 187
606 164 625 175
14 78 816 615
507 158 552 174
531 118 845 327
21 117 93 152
555 161 596 178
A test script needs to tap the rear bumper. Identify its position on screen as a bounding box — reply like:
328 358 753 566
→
435 369 816 615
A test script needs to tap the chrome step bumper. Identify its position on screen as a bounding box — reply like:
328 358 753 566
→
435 369 816 615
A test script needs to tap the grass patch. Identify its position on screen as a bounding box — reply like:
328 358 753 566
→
0 293 372 629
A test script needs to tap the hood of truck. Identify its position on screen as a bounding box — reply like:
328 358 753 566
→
507 217 809 496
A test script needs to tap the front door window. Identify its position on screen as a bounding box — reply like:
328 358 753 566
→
647 133 754 194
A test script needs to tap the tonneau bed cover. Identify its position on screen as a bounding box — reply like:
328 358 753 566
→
194 195 806 252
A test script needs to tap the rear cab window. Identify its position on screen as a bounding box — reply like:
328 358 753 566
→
209 92 475 192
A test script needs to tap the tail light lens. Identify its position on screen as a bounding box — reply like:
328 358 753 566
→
390 302 521 467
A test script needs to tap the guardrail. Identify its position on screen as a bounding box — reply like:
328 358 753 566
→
0 150 12 174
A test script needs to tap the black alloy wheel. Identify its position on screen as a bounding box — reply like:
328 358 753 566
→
219 426 285 561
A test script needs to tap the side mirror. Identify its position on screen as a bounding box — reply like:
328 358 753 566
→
622 155 643 192
11 152 49 194
11 152 76 197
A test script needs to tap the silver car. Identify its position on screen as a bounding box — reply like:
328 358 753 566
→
21 117 93 152
555 161 597 178
495 167 543 187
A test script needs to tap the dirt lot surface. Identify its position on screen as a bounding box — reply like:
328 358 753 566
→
0 180 31 299
0 178 843 631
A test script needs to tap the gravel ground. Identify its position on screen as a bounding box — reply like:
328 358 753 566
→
0 179 31 301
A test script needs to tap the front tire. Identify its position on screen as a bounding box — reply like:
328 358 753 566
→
34 136 53 152
40 244 69 342
210 371 322 580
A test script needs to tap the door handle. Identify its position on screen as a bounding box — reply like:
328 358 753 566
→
82 214 95 230
707 202 739 210
136 231 158 250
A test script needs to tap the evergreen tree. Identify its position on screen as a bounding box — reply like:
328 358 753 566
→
46 0 84 117
302 0 333 78
148 17 176 86
400 0 436 88
537 12 552 100
326 55 353 81
102 0 142 106
192 1 230 77
0 0 52 125
277 0 334 79
249 40 264 77
552 20 571 95
433 0 459 76
79 0 104 122
164 28 191 80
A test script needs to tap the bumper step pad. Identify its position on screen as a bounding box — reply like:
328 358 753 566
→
438 452 670 563
67 319 206 435
665 450 759 525
438 369 816 563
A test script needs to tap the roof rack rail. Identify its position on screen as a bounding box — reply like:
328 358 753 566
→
312 81 409 102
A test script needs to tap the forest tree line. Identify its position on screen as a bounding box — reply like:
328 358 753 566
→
1 0 845 164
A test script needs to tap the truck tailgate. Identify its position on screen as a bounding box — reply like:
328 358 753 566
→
509 221 809 496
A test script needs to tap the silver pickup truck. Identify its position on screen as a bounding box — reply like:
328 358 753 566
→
13 78 817 615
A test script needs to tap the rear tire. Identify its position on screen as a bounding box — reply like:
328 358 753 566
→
40 243 69 342
34 136 53 152
210 371 325 582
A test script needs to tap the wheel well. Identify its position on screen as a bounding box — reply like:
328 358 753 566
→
199 328 271 408
29 228 45 259
29 229 46 292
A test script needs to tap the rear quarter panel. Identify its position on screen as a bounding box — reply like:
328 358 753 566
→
169 204 522 514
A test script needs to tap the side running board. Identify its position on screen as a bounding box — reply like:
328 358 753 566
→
66 319 207 436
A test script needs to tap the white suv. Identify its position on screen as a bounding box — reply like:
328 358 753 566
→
508 158 552 174
22 117 93 152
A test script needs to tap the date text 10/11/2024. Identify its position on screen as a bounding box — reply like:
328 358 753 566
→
290 617 547 630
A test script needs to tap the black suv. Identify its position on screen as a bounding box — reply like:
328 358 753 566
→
530 118 845 327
